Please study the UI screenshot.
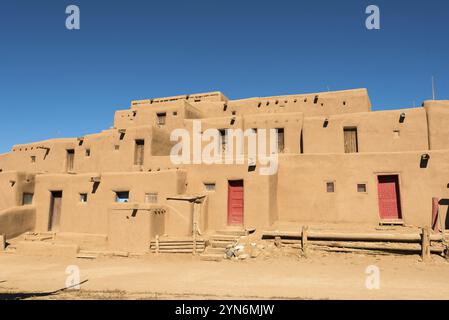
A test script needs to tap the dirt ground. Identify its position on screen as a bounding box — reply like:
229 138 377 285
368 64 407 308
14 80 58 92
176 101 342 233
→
1 248 449 300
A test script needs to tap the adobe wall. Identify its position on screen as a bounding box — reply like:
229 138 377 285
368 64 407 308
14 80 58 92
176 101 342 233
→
193 88 371 118
108 203 166 253
185 164 277 231
33 170 186 235
423 100 449 150
303 108 429 153
277 150 449 227
0 171 35 211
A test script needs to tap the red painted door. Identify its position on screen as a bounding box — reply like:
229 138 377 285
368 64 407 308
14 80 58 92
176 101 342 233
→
377 175 402 220
228 180 244 225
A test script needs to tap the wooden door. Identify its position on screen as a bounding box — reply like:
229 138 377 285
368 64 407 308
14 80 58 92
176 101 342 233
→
344 127 358 153
228 180 244 226
377 175 402 220
66 150 75 172
49 191 63 231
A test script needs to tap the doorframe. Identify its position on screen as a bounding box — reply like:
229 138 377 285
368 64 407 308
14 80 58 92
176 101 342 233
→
374 172 404 223
48 190 63 232
227 179 244 227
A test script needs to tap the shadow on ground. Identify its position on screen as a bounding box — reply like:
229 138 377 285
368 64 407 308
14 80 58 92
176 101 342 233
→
0 279 88 300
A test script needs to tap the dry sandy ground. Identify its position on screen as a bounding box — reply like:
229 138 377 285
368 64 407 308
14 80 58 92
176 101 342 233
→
1 250 449 300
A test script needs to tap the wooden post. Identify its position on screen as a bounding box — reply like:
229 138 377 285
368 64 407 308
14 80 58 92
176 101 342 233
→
155 235 160 256
0 234 5 251
302 226 309 257
274 236 281 248
193 222 197 256
421 227 431 261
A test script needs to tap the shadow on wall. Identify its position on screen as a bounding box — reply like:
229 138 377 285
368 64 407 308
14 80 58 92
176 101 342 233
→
0 206 36 239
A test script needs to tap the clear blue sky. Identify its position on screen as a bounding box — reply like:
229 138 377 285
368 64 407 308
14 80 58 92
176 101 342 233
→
0 0 448 153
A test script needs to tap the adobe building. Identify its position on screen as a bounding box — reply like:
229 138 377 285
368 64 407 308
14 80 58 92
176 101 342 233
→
0 88 448 254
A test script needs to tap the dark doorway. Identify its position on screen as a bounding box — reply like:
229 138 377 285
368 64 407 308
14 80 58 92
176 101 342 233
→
48 191 63 232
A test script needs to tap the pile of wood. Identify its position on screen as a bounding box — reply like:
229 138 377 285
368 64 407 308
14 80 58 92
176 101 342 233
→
150 236 206 254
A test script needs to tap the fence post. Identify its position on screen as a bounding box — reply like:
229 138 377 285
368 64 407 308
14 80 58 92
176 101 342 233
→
155 234 160 256
0 234 5 251
193 222 197 256
421 227 430 261
302 226 309 257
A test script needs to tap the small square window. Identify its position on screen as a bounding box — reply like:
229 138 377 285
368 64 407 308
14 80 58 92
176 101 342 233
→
114 145 120 151
145 193 158 203
115 191 129 203
326 182 335 193
157 112 166 125
22 193 34 205
393 130 400 138
80 193 88 203
357 184 367 193
30 156 36 163
173 111 178 116
204 183 216 191
85 149 91 157
119 132 126 140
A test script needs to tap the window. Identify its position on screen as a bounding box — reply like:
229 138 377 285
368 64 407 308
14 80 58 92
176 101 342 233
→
157 112 166 125
173 111 178 116
343 127 358 153
115 191 129 203
204 183 216 192
134 140 145 165
393 130 400 138
66 149 75 172
326 182 335 193
114 145 120 151
357 184 367 193
119 132 126 140
276 128 285 153
145 193 158 203
30 156 36 163
85 149 91 157
300 130 304 154
22 193 34 205
79 193 88 203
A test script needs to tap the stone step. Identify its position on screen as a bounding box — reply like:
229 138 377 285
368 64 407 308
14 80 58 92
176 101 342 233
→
4 246 17 254
216 229 248 237
150 242 206 247
210 235 240 242
210 240 235 248
205 247 226 254
151 248 205 254
199 253 224 262
76 253 98 259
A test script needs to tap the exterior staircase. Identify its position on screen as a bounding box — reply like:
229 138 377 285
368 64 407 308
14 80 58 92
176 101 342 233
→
200 229 248 261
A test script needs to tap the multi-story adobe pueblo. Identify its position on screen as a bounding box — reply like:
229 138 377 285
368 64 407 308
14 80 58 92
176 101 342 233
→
0 88 448 254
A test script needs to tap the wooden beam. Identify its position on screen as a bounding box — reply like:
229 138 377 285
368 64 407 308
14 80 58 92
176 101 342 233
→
263 230 442 243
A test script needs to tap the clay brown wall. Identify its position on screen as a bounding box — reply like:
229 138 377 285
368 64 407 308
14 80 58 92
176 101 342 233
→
424 100 449 150
185 164 277 231
303 108 428 153
277 150 449 227
34 170 185 235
